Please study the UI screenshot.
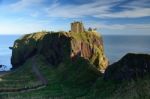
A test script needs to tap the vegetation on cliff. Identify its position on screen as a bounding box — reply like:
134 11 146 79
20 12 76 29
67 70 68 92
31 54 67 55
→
104 53 150 81
11 31 108 72
0 31 150 99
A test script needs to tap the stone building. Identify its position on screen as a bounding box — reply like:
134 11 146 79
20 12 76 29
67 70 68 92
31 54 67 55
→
88 27 97 32
71 21 84 33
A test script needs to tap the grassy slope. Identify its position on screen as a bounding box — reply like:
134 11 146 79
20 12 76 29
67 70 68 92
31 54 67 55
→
0 58 39 89
0 55 99 98
0 55 150 99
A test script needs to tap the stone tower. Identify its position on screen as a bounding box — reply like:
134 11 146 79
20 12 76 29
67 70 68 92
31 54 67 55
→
71 21 84 33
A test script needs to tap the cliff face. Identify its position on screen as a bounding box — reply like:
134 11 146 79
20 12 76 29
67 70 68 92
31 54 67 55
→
11 32 48 68
11 31 108 72
104 53 150 81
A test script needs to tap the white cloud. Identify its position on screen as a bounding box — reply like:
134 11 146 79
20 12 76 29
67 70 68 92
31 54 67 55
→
102 24 150 30
85 22 150 30
1 0 150 18
85 23 150 35
95 7 150 18
9 0 43 11
45 0 150 18
46 0 119 18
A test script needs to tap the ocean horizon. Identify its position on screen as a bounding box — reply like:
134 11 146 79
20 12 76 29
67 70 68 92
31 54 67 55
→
0 34 150 71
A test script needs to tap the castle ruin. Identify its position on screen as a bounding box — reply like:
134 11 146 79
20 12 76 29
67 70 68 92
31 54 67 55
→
71 21 84 33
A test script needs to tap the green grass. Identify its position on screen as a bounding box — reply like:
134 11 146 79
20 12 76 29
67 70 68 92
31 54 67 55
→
0 57 40 89
0 55 99 98
1 55 150 99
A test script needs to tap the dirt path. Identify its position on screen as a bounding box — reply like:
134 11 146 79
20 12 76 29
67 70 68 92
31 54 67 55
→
32 58 48 85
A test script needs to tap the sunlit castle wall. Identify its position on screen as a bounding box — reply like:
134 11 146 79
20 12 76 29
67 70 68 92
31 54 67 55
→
71 21 84 33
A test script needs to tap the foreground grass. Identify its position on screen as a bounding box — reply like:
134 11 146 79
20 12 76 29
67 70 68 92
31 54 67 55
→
0 58 39 89
0 55 150 99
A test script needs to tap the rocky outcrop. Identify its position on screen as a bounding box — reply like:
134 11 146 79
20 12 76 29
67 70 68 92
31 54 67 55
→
11 32 48 68
104 53 150 81
11 31 108 72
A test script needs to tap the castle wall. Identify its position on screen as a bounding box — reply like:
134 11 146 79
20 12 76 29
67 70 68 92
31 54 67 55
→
71 22 84 33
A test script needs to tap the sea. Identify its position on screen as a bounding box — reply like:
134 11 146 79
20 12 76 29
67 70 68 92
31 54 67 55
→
0 35 150 71
0 35 21 71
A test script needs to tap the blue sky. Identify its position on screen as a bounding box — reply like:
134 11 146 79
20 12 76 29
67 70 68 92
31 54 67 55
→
0 0 150 35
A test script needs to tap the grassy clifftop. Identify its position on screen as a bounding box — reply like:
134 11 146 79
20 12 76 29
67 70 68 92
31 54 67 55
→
11 31 108 72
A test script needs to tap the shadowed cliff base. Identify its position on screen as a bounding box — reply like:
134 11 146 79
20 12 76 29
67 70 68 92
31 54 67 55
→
104 53 150 81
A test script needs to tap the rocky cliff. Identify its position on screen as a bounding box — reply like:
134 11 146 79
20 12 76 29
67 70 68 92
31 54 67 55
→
11 31 108 72
104 53 150 81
